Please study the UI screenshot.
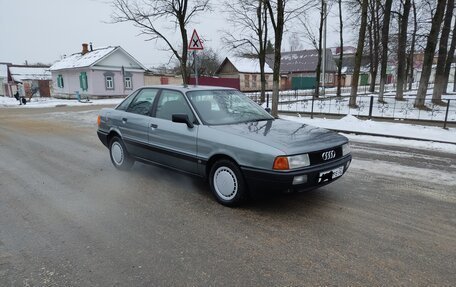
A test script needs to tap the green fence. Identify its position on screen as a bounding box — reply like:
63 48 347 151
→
291 77 316 90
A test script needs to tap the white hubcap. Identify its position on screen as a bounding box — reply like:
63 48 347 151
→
213 166 238 200
111 142 124 165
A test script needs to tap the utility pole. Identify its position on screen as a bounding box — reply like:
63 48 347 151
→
322 0 327 96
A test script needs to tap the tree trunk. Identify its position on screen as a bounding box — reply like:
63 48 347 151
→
432 0 454 103
415 0 447 108
258 0 267 103
396 0 411 100
442 17 456 94
378 0 393 102
407 0 417 91
336 0 343 97
369 0 380 93
314 0 325 98
267 0 285 118
179 22 189 85
349 0 369 107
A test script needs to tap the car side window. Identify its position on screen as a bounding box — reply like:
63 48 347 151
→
126 88 158 116
116 90 138 111
155 90 195 122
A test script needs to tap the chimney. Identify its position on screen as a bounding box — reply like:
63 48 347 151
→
89 42 93 51
82 43 89 55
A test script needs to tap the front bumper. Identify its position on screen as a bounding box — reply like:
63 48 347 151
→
241 154 352 192
97 130 109 148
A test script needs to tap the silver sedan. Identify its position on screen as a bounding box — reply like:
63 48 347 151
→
97 85 351 206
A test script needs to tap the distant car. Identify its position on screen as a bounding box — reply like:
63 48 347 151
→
97 85 351 206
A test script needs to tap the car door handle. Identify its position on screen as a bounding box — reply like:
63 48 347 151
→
122 117 128 123
150 123 158 129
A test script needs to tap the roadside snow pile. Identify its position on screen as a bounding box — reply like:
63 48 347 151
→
0 96 122 108
282 114 456 145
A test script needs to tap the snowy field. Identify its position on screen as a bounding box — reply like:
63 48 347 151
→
249 84 456 122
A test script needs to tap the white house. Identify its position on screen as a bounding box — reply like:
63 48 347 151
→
50 44 146 99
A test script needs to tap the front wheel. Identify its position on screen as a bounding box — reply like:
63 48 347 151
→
109 136 134 170
209 160 247 206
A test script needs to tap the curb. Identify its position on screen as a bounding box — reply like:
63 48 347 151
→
329 129 456 145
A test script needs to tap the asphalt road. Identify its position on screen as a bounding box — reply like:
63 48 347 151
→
1 106 455 286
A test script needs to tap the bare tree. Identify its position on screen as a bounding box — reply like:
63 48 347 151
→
189 47 222 76
314 0 325 98
288 32 303 51
111 0 210 85
368 0 381 93
378 0 393 103
336 0 343 97
264 0 311 117
432 0 454 104
415 0 446 108
396 0 411 100
442 15 456 94
222 0 269 103
406 0 417 91
349 0 369 107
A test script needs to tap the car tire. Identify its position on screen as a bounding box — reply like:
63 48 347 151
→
109 136 134 170
209 159 247 206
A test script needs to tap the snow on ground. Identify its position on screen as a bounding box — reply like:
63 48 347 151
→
282 114 456 152
0 96 123 108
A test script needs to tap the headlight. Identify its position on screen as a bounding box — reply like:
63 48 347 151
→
273 154 310 170
342 143 350 156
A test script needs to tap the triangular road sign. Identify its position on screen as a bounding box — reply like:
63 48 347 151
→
188 29 204 50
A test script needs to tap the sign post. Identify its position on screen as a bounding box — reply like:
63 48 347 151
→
188 29 204 86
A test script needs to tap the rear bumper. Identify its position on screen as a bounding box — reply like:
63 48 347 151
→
241 154 352 192
97 130 109 148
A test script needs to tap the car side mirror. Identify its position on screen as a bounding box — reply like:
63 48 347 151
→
172 114 194 128
265 107 271 114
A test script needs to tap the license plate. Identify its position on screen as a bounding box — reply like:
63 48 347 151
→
318 166 344 183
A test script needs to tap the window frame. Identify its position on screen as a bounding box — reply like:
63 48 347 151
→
104 71 115 90
124 76 132 90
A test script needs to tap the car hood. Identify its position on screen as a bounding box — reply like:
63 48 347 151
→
209 119 348 154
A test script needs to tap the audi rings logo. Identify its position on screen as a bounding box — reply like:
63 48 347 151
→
321 150 336 161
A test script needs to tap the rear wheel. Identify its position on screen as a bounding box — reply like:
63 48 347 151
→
209 159 247 206
109 136 134 170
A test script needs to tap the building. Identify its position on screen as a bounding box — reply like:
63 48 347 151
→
216 57 273 92
0 64 8 97
266 49 338 90
7 64 52 98
144 71 183 86
50 44 146 99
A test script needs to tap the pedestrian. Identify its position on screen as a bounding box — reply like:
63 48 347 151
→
17 83 26 105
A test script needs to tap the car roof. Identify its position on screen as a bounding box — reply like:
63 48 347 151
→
141 85 237 92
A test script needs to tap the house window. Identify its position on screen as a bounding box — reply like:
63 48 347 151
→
265 75 269 88
252 75 257 88
124 77 132 89
57 74 64 88
245 74 250 88
106 76 114 89
104 71 114 90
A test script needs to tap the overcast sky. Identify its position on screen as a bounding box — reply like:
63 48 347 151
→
0 0 349 68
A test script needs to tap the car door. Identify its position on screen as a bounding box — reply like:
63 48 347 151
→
149 89 198 174
117 88 159 159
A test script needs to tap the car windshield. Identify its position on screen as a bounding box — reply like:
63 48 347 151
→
187 90 273 125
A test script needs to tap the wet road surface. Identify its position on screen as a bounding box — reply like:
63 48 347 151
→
1 106 455 286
